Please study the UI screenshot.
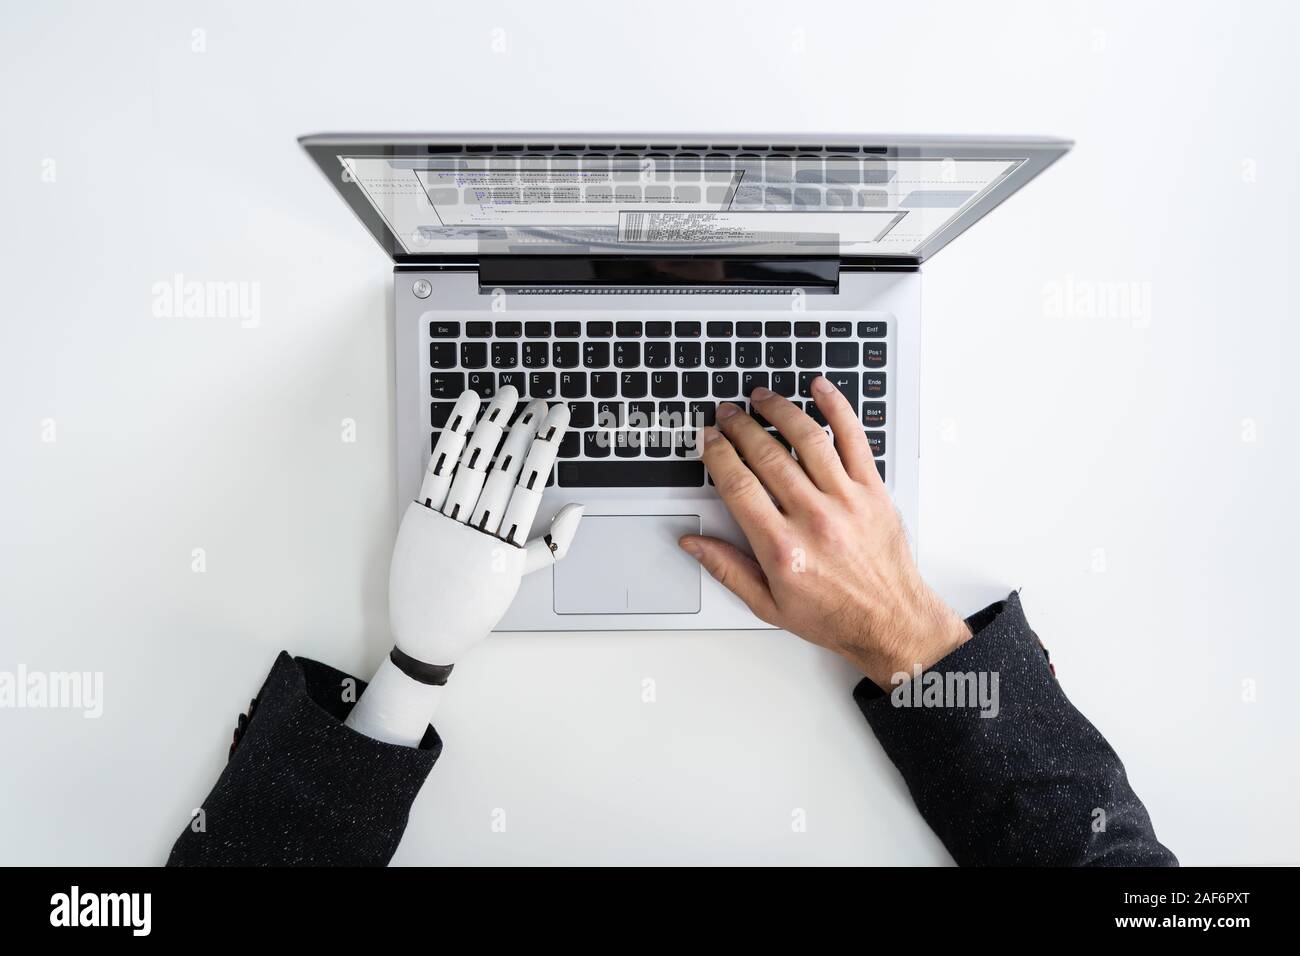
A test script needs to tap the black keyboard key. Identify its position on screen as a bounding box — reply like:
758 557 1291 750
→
645 431 672 458
675 341 702 368
863 343 887 368
741 371 769 396
558 432 580 458
461 342 487 369
555 321 581 338
864 372 886 398
808 404 828 426
862 402 886 427
736 321 762 338
494 321 522 338
522 342 548 368
430 401 455 428
675 321 701 338
771 371 796 396
529 372 556 398
795 342 822 368
690 401 716 426
620 371 648 398
596 401 625 428
826 342 858 368
682 371 709 398
658 401 686 428
645 342 671 368
766 342 792 369
651 371 678 398
765 320 791 337
466 371 495 398
591 372 618 398
587 321 613 338
613 341 641 368
430 321 460 338
491 342 518 368
560 371 587 399
705 341 732 368
498 371 525 397
558 461 704 487
429 342 456 369
707 320 734 337
465 321 492 338
524 321 552 337
826 321 852 338
865 431 886 456
646 321 672 338
824 371 858 410
858 321 887 338
430 372 464 398
748 403 771 429
628 401 656 428
584 431 611 458
430 429 442 452
614 431 641 458
711 372 739 397
875 459 886 482
794 321 821 338
797 372 818 397
583 341 610 368
736 342 762 368
569 401 596 428
616 320 643 337
553 341 581 368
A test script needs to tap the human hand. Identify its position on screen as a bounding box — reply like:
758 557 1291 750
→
679 377 970 688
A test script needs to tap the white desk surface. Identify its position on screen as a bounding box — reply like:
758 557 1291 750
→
2 0 1296 865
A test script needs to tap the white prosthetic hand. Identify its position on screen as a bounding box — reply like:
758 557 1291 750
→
346 386 583 746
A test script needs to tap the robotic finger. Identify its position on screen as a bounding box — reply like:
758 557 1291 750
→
497 404 570 547
442 387 519 522
469 398 548 534
418 390 480 511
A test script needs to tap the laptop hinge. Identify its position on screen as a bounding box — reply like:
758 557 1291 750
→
476 256 840 295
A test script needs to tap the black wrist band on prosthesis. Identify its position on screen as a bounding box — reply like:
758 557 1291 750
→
389 646 454 686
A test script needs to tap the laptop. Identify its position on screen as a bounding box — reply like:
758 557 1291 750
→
299 133 1070 630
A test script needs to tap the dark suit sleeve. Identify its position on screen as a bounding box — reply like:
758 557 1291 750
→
167 652 440 866
855 592 1177 866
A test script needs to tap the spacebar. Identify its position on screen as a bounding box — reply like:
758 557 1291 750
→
557 461 705 488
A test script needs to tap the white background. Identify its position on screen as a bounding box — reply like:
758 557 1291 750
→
1 0 1296 866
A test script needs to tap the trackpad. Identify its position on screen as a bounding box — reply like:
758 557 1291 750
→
554 515 701 614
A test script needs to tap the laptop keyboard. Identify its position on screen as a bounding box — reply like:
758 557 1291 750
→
428 318 888 488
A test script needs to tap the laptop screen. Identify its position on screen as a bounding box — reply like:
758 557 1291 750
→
301 137 1071 264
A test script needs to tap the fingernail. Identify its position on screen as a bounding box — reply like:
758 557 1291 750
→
716 402 740 420
701 426 723 444
679 537 703 558
811 375 834 395
751 386 772 401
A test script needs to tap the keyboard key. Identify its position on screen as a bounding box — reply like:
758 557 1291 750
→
558 461 704 487
675 321 701 338
583 342 610 368
645 341 671 368
529 372 556 398
826 342 858 368
621 371 648 398
466 321 492 338
613 342 641 368
795 342 822 368
555 321 581 338
824 371 858 410
553 341 581 368
596 401 625 428
826 321 852 337
429 342 456 369
865 431 886 456
614 431 641 458
524 321 552 337
794 321 821 338
862 402 886 427
645 431 672 458
705 341 732 368
558 432 580 458
430 321 460 338
628 401 656 428
682 371 709 398
461 342 487 369
658 401 686 428
430 402 455 427
615 320 643 337
491 342 518 368
875 459 886 482
584 431 611 458
707 320 734 337
569 401 595 428
675 341 702 368
765 320 791 337
736 342 762 368
646 321 672 338
466 371 494 398
587 321 613 338
797 372 818 397
771 371 796 396
430 429 442 452
748 403 771 428
864 372 886 397
712 372 739 397
808 404 828 426
736 321 762 338
430 372 465 398
591 372 618 398
499 371 525 397
741 371 769 396
766 342 792 369
651 371 678 398
522 342 548 368
858 321 887 338
560 371 587 398
863 343 887 368
690 401 717 426
494 321 521 338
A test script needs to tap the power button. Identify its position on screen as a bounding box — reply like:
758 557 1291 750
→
412 279 432 299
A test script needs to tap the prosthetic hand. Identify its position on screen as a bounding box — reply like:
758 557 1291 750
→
346 386 583 746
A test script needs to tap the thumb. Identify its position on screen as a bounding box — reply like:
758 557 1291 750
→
679 535 780 625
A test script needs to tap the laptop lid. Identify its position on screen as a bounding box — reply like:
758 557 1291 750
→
299 133 1070 268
